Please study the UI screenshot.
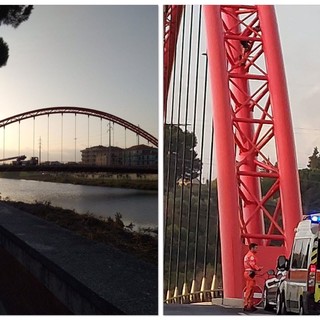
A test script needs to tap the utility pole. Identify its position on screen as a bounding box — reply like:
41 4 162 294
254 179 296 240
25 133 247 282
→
107 121 113 147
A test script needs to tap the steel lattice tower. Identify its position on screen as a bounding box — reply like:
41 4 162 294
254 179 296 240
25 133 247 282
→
164 5 302 299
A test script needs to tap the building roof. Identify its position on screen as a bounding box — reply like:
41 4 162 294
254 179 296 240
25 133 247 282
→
81 144 158 153
81 145 123 152
80 145 108 152
126 144 157 151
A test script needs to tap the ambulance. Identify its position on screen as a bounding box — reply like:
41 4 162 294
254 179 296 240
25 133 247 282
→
276 212 320 315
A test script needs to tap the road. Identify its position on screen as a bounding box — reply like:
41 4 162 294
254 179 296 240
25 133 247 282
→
164 302 275 315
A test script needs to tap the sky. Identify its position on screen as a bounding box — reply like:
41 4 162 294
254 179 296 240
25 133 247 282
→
164 5 320 184
1 5 319 168
276 5 320 169
0 5 158 162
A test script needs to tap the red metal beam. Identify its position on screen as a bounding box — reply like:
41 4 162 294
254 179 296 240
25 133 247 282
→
204 4 302 299
204 4 243 300
0 106 158 147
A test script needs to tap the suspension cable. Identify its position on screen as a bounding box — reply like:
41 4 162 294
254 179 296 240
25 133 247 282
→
192 23 208 283
184 5 202 288
2 126 5 159
47 115 49 161
88 115 90 148
203 121 214 278
74 114 77 162
18 121 21 156
33 117 35 157
165 7 183 297
174 7 187 292
61 114 63 163
175 5 194 293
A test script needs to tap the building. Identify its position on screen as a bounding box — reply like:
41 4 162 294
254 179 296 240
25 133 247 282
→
81 145 107 165
96 146 123 166
81 145 123 166
124 144 158 167
81 144 158 167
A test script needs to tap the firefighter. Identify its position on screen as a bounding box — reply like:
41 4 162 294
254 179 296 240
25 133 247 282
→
243 243 263 312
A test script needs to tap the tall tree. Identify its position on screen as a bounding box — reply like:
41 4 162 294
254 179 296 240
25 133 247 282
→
0 5 33 68
164 124 202 187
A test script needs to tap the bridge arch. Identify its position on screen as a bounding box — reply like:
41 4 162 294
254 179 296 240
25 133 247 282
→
0 106 158 147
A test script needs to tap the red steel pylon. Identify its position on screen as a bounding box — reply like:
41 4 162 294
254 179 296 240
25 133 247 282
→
164 5 302 300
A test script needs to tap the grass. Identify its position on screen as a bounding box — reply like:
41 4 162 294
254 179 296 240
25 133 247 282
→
0 172 158 190
1 199 157 265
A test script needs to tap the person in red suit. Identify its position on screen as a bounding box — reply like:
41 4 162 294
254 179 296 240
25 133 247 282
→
243 243 263 312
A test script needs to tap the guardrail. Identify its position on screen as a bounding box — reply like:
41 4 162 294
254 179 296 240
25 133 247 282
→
164 288 223 304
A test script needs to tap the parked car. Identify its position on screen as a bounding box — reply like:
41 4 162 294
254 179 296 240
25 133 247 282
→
263 264 287 312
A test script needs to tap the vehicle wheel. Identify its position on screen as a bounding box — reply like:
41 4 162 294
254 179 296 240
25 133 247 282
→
263 287 274 311
276 292 287 315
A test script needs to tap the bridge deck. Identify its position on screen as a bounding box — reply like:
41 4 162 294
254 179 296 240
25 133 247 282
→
0 164 157 174
0 202 157 315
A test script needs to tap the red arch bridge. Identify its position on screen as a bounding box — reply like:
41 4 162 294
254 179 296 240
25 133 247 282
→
164 5 302 303
0 106 157 174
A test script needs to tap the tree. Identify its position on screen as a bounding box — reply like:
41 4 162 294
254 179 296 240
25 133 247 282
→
308 147 320 169
299 168 320 212
0 38 8 67
0 5 33 68
164 124 202 188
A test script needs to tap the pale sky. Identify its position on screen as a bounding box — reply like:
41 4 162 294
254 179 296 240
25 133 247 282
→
2 5 319 168
165 5 320 182
0 5 158 162
276 5 320 168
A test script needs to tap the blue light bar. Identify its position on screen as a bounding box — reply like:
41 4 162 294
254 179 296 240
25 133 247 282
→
306 215 320 223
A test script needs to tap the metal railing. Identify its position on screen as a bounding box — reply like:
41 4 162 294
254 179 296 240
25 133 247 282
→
165 288 223 304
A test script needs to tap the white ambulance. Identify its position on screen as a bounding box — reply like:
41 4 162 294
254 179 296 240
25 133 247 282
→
276 213 320 315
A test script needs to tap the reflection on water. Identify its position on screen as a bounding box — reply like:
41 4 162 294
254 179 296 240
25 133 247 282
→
0 178 157 228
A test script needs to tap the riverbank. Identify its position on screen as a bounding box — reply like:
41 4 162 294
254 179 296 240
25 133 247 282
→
0 172 157 190
0 199 157 265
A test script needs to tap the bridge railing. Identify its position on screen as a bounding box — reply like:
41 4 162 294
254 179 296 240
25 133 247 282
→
164 288 223 304
0 163 158 174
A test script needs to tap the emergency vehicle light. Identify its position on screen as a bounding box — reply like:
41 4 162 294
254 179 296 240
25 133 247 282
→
307 215 320 223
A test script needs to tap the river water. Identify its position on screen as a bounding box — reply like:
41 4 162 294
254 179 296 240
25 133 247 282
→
0 178 158 229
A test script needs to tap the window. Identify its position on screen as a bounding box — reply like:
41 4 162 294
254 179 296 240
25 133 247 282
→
302 243 310 269
291 238 310 269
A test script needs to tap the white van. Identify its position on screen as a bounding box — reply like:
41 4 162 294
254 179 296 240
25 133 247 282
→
276 213 320 315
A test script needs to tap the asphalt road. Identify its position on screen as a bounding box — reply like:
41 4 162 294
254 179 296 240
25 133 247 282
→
164 303 275 315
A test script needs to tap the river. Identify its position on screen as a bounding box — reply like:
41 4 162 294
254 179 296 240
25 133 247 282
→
0 178 158 229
